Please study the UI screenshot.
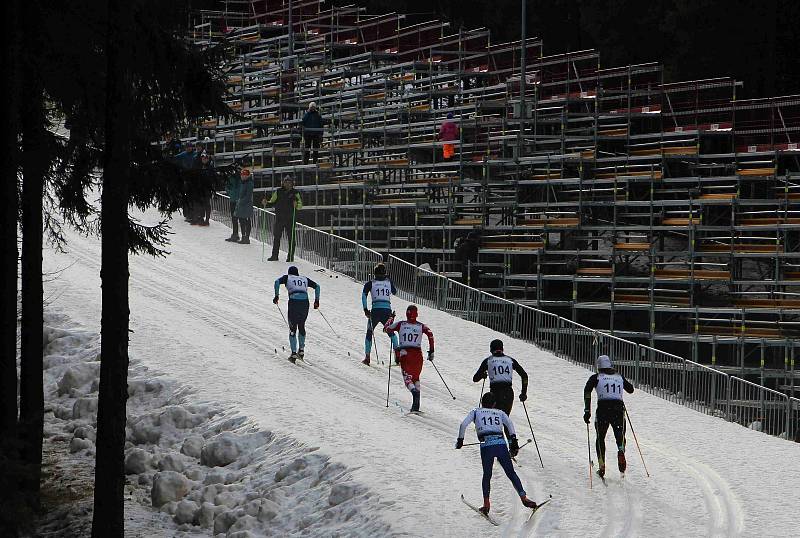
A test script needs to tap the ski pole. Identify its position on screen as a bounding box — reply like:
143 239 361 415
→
521 401 544 468
317 309 339 338
369 319 380 364
586 422 593 489
430 360 456 400
275 303 289 328
478 377 485 406
385 339 393 407
463 438 531 449
625 406 650 478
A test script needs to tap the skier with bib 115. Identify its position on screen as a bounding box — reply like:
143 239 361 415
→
361 263 399 365
583 354 634 477
384 305 434 413
456 392 538 517
273 266 320 363
473 339 528 437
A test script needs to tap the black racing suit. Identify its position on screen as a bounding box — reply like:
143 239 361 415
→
473 353 529 438
584 370 634 468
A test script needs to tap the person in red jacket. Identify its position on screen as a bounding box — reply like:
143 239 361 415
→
385 305 434 413
439 112 459 160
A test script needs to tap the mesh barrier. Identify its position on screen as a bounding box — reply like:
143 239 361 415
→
211 193 799 441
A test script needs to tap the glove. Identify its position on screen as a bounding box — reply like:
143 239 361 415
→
508 436 520 458
583 410 591 424
455 438 463 449
313 300 319 309
273 296 279 304
427 350 434 361
519 393 527 402
364 308 371 317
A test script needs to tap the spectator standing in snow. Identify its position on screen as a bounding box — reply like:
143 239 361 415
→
439 112 459 160
194 151 214 226
233 168 254 244
224 168 241 242
301 102 324 165
263 177 302 261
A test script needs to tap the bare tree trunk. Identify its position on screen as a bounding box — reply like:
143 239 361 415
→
18 0 46 506
91 0 131 534
0 0 20 442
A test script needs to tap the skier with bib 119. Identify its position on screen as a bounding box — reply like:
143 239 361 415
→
473 339 528 437
456 392 538 517
273 266 320 363
362 263 399 365
583 354 634 477
384 305 434 413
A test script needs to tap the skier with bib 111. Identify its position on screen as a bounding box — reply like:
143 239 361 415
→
456 392 538 516
472 339 528 437
583 354 634 477
384 305 434 413
361 263 399 365
273 266 320 363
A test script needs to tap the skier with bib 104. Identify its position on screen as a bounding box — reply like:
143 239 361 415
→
472 339 528 437
456 392 538 518
361 263 399 365
273 266 320 363
384 305 434 413
583 354 634 477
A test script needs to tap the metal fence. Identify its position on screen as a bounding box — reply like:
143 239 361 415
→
211 194 799 442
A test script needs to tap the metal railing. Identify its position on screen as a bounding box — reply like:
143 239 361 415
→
211 193 799 442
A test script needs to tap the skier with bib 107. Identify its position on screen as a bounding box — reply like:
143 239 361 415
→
384 305 434 413
583 354 634 477
361 263 399 365
273 266 320 363
456 392 538 518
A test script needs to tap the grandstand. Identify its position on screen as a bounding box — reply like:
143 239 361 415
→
186 0 800 398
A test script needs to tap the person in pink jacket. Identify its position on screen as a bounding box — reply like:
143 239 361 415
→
439 112 459 160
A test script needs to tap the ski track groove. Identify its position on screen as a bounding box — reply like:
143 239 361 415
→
59 228 746 537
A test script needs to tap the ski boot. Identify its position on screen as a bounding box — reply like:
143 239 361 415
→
297 348 304 360
479 498 490 516
597 464 605 478
617 450 627 473
267 256 279 261
288 352 298 364
410 390 421 413
362 354 370 365
521 496 538 509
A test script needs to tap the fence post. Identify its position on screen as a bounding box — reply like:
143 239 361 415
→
725 376 733 422
512 304 519 339
555 317 561 357
681 359 687 405
634 344 641 386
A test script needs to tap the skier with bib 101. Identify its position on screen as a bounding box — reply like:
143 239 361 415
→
456 392 538 517
273 266 320 363
384 305 434 413
472 339 528 437
361 262 399 365
583 354 634 477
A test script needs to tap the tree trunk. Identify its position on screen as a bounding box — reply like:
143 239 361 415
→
0 0 20 442
91 0 132 534
18 0 46 505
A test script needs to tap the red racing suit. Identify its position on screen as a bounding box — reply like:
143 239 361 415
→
384 318 434 388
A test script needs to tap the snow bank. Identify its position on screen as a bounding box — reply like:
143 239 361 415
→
37 316 392 537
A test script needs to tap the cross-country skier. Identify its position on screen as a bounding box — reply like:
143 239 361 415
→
361 262 399 365
456 392 538 516
472 339 528 436
384 305 434 413
583 354 634 477
273 266 320 363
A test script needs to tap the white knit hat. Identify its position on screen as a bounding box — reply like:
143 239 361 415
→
309 101 317 110
596 355 612 370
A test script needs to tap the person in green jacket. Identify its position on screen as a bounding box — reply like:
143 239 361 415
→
224 169 241 242
262 177 302 261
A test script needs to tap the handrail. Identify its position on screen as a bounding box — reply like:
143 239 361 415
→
211 193 799 442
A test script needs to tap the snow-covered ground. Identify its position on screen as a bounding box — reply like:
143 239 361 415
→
41 210 800 537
